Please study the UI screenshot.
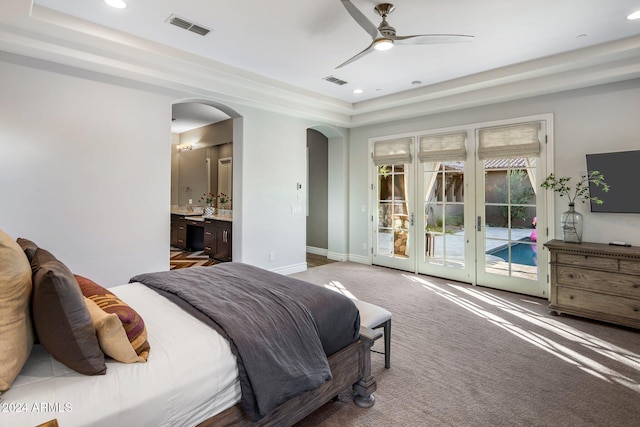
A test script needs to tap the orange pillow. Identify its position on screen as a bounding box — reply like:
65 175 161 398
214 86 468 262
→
75 275 150 361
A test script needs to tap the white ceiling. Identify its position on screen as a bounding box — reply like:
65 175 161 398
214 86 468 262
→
171 103 230 134
31 0 640 108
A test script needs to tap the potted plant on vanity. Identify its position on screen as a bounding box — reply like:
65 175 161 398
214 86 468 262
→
199 193 216 216
217 193 232 217
541 171 609 243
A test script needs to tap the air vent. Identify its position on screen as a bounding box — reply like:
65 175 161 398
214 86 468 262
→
323 76 348 86
167 14 212 36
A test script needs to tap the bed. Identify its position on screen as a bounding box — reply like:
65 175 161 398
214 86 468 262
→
0 234 378 427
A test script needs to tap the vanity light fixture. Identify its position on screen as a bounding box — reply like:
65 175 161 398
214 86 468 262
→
105 0 127 9
177 143 193 152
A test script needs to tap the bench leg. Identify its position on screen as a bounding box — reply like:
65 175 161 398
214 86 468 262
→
383 319 391 369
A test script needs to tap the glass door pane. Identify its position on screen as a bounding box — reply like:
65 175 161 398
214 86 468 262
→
373 163 414 270
423 161 465 267
477 157 544 295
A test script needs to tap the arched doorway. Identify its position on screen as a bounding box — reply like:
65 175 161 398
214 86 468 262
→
171 99 243 262
306 124 348 264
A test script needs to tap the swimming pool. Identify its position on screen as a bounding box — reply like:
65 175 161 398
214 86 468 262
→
487 240 537 266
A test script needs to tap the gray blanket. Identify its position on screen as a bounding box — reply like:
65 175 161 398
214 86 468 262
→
130 262 359 421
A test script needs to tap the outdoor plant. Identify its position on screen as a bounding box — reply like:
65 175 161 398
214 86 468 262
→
495 170 535 223
541 171 610 205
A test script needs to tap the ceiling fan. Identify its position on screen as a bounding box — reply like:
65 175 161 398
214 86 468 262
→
337 1 474 68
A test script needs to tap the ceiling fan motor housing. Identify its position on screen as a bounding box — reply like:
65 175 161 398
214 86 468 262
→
374 3 396 17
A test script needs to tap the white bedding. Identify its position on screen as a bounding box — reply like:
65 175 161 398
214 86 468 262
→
0 283 241 427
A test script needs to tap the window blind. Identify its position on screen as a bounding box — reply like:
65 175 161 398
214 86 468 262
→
372 137 412 165
477 122 541 160
418 131 467 162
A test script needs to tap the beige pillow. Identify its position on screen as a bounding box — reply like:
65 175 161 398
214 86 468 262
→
0 229 34 393
84 297 145 363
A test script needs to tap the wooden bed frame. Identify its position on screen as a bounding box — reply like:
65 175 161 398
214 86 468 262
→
198 327 380 427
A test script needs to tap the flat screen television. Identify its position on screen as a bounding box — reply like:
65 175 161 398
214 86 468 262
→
585 150 640 213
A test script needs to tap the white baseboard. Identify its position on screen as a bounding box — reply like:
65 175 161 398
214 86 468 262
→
327 251 347 262
271 262 308 275
307 246 348 262
348 254 370 264
306 246 327 256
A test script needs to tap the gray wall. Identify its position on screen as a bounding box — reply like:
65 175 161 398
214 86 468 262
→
347 79 640 260
0 57 172 285
306 129 328 250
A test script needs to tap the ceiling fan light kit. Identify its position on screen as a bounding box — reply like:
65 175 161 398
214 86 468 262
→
373 39 394 51
104 0 127 9
337 0 474 68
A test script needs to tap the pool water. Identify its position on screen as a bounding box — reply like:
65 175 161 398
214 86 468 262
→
488 240 537 266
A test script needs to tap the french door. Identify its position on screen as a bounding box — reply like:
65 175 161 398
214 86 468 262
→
371 118 550 298
372 138 415 272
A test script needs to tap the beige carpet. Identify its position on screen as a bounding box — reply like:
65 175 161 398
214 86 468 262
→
291 262 640 427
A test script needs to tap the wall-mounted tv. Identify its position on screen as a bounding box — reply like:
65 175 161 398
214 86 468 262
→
586 150 640 214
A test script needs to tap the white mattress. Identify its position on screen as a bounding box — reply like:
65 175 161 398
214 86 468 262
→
0 283 241 427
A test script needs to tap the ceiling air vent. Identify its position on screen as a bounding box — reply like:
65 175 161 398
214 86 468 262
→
323 76 348 86
167 14 212 36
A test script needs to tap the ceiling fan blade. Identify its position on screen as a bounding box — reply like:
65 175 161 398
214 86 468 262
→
393 34 475 45
341 0 379 40
336 41 376 69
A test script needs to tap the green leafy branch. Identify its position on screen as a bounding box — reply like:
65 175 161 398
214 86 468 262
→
541 171 610 205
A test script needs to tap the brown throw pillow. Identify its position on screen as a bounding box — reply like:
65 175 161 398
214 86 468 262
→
76 275 150 361
0 230 34 393
31 248 106 375
16 237 39 263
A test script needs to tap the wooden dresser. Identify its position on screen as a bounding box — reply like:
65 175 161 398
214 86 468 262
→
544 239 640 329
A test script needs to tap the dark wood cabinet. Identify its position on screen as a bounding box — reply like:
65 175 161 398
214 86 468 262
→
171 215 187 249
204 218 232 262
203 219 215 257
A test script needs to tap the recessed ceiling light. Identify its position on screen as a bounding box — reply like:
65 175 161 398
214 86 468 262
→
105 0 127 9
628 10 640 20
353 89 364 94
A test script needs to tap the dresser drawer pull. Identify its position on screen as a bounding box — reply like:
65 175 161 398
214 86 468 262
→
568 274 575 279
634 307 639 313
633 284 639 289
569 295 574 300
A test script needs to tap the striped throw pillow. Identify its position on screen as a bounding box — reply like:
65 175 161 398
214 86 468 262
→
75 275 150 361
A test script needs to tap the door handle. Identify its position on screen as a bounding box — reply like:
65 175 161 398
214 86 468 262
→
477 216 482 232
410 213 414 227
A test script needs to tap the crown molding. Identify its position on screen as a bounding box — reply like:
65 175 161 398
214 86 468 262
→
1 4 639 128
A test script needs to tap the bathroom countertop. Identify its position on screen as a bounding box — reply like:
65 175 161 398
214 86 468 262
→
173 213 232 222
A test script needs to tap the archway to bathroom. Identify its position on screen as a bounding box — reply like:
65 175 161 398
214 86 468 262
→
170 99 243 265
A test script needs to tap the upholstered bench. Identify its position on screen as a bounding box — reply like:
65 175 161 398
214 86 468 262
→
352 299 392 369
